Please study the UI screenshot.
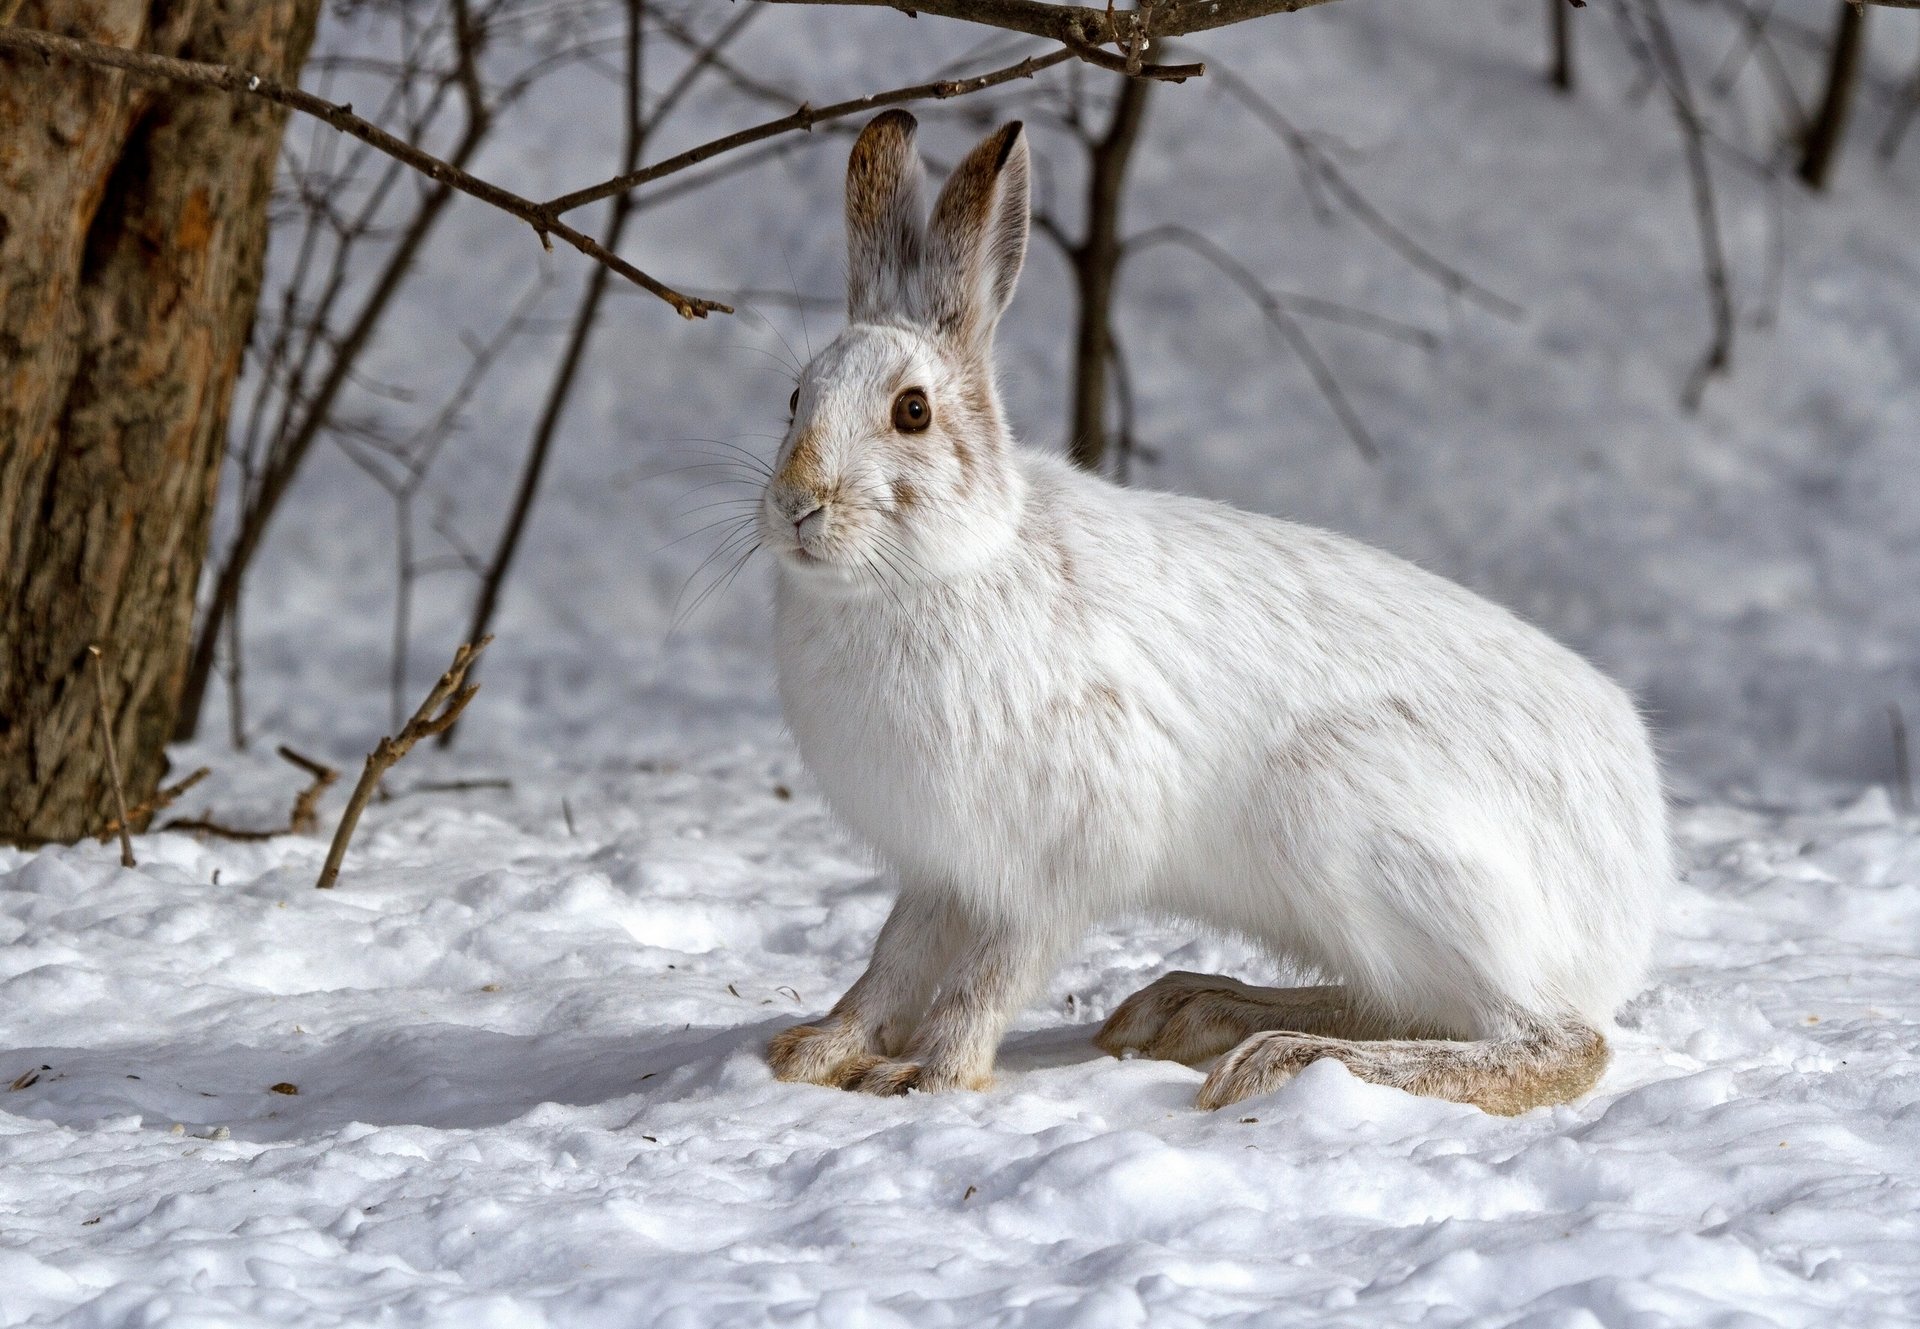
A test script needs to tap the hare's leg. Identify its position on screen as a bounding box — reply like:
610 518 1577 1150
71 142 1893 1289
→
1195 1018 1609 1115
768 886 963 1088
1095 973 1379 1064
851 918 1063 1096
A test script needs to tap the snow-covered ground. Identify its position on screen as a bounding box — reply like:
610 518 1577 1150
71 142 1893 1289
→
4 770 1918 1325
6 0 1920 1323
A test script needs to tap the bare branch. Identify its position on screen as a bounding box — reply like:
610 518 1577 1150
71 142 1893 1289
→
754 0 1350 45
158 746 336 841
1798 0 1868 190
1208 62 1524 322
317 636 491 889
446 0 658 747
1635 0 1736 409
98 767 211 843
86 646 135 868
278 746 342 835
1127 225 1438 347
1131 226 1379 460
545 48 1076 215
1066 73 1154 471
1057 29 1206 81
0 23 727 319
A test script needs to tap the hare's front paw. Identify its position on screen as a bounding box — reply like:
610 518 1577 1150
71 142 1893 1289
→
767 1020 885 1089
849 1059 991 1097
1095 971 1247 1063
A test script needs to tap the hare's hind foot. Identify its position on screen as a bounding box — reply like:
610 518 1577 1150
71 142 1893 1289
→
1195 1019 1609 1115
1095 972 1377 1064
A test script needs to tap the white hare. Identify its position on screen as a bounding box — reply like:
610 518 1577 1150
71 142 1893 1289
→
762 110 1668 1113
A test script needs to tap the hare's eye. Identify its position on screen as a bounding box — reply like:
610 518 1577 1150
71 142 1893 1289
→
788 388 799 417
892 388 931 433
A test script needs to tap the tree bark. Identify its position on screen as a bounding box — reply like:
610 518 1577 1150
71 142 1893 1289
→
0 0 322 846
1067 74 1152 472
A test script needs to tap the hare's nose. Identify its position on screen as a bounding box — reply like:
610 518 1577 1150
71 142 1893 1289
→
793 504 826 542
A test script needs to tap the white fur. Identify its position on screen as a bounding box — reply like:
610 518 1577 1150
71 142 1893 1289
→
760 114 1669 1096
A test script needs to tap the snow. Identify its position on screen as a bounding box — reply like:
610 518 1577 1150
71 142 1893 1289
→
4 776 1919 1325
8 0 1920 1323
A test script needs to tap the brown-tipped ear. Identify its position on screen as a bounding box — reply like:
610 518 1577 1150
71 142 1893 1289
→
846 110 927 323
924 121 1030 349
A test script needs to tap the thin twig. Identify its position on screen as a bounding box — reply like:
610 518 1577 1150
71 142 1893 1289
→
1128 225 1380 459
445 0 654 748
278 746 341 834
1059 27 1206 81
158 746 337 840
98 767 211 843
317 636 491 889
543 48 1075 215
754 0 1353 45
1128 225 1436 345
1206 61 1524 321
0 23 726 319
1636 0 1736 410
392 778 513 796
1878 24 1920 159
86 646 136 868
163 817 282 842
1891 703 1913 815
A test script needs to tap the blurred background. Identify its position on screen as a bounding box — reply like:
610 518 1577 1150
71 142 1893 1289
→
95 0 1920 811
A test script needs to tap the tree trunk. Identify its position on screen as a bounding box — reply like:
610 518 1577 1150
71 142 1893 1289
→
1798 0 1868 191
1067 75 1152 472
0 0 322 846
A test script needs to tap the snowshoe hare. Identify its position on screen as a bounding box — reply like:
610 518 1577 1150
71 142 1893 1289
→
763 111 1668 1114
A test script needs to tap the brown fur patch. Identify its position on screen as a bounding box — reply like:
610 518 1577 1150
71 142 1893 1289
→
775 429 827 493
846 111 918 234
846 111 923 319
890 478 919 510
925 123 1026 343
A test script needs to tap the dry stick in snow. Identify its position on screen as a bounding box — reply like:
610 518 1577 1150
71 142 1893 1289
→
280 747 342 835
162 747 339 841
317 637 490 890
1890 703 1914 815
98 767 211 843
86 646 136 868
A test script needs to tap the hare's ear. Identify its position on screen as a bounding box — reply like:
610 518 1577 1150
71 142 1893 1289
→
925 121 1029 350
846 110 928 323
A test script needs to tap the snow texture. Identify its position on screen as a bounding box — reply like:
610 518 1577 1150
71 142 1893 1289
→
6 0 1920 1323
3 781 1919 1326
